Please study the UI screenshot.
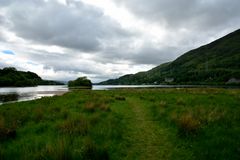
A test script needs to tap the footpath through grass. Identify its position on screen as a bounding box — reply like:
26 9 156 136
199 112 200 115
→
0 88 240 160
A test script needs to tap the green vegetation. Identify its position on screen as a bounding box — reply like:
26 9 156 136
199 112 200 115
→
0 67 64 87
68 77 92 88
0 88 239 160
100 29 240 85
0 94 18 103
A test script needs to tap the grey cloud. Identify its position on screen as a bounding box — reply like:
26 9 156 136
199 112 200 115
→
3 0 132 52
129 46 180 65
0 15 5 24
0 61 6 68
0 16 7 42
99 44 182 65
0 58 24 71
0 33 4 42
24 48 137 81
0 0 15 6
23 49 104 75
114 0 240 31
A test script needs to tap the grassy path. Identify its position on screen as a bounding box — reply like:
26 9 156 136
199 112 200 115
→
122 97 171 160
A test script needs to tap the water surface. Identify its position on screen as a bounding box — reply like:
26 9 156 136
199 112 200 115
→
0 85 181 104
0 85 68 104
0 84 238 104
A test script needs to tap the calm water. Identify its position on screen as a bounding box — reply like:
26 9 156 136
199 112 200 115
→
93 85 196 90
0 84 186 104
0 85 68 104
0 85 238 104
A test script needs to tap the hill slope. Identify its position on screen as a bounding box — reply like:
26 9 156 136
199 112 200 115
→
100 29 240 85
0 67 63 87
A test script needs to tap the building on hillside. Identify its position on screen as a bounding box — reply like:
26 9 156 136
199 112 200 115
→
165 78 174 83
226 78 240 84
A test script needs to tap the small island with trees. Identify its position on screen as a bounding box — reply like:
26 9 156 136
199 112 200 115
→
68 77 92 88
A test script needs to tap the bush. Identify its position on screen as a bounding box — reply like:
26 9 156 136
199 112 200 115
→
58 116 89 136
115 96 126 101
84 101 111 112
84 102 96 112
176 113 201 137
39 138 73 160
0 116 16 141
82 138 109 160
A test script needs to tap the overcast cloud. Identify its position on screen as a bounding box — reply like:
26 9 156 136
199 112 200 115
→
0 0 239 82
115 0 240 30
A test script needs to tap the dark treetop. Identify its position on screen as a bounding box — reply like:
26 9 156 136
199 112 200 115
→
68 77 92 88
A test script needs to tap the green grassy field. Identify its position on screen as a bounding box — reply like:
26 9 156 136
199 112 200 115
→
0 88 240 160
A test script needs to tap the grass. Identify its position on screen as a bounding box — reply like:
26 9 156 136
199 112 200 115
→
0 88 240 159
176 112 201 137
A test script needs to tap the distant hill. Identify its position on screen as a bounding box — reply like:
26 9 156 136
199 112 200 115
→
0 67 64 87
99 29 240 85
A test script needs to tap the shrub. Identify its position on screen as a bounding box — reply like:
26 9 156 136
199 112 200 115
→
195 107 226 124
33 107 44 122
177 113 201 137
176 98 185 106
60 110 69 120
99 103 111 112
84 102 96 112
84 101 111 112
39 138 73 160
115 96 126 101
58 117 89 136
159 101 167 108
0 116 16 141
51 107 61 113
82 138 109 160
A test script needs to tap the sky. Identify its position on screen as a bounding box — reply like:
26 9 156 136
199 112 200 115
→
0 0 239 82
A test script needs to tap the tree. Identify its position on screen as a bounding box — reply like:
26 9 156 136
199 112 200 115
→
0 67 62 87
3 67 16 72
68 77 92 88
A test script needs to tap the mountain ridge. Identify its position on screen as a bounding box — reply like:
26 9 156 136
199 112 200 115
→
99 29 240 85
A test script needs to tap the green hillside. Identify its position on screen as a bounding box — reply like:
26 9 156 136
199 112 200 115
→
0 67 63 87
100 29 240 85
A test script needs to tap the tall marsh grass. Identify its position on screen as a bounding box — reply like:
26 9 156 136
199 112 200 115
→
0 116 16 141
176 113 201 137
58 116 89 136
